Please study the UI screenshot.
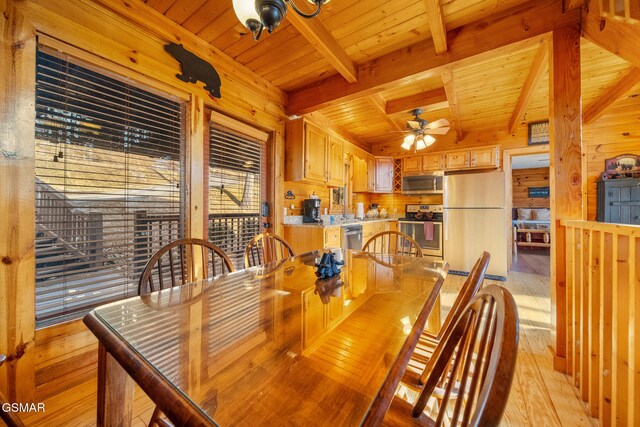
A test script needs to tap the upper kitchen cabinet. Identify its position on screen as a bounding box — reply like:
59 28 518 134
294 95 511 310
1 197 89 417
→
422 153 444 171
375 157 394 193
353 156 368 192
402 156 422 173
353 155 393 193
285 118 344 186
327 134 344 187
367 154 376 192
442 146 500 171
403 154 444 173
469 146 499 169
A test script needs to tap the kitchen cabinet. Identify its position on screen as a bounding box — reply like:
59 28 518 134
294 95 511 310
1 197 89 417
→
285 118 344 186
444 151 470 170
422 153 444 171
327 134 344 187
354 155 392 193
362 221 387 247
400 145 499 173
284 225 342 254
353 156 368 192
324 227 341 248
470 146 499 169
403 156 422 173
367 154 376 192
597 178 640 225
375 157 394 193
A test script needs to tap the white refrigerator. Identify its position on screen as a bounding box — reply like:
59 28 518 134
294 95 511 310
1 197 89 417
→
443 171 508 279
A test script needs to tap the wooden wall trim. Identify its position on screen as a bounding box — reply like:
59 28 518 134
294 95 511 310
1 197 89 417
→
0 0 36 401
549 25 583 370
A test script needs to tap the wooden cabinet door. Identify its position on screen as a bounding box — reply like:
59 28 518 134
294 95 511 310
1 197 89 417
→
422 153 443 171
367 154 375 192
327 293 343 329
304 122 328 183
403 156 422 173
326 135 344 187
470 146 499 168
375 157 394 193
445 151 469 170
386 220 398 233
353 156 368 192
303 290 325 349
324 227 341 248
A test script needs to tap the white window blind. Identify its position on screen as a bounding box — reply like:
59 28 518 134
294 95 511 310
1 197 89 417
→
35 47 185 326
207 122 266 269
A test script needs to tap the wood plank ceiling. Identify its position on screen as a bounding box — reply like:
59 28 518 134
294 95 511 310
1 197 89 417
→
145 0 639 149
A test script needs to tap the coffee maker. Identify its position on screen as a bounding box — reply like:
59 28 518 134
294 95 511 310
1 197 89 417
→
303 198 322 223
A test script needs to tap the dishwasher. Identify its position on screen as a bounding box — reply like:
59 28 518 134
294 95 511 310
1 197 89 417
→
342 224 363 250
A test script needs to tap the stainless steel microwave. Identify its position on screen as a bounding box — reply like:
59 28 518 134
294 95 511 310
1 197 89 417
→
401 171 444 194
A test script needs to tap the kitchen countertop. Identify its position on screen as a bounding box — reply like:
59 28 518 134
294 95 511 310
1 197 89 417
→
283 218 398 228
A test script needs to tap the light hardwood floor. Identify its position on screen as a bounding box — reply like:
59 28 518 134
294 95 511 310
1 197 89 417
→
21 269 595 427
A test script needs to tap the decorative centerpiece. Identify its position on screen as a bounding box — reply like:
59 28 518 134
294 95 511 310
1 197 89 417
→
314 251 344 279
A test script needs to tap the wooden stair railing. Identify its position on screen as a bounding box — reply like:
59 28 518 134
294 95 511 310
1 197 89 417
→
599 0 640 23
561 220 640 426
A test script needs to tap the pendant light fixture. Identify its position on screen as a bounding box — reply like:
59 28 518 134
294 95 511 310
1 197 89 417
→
402 133 436 152
233 0 331 40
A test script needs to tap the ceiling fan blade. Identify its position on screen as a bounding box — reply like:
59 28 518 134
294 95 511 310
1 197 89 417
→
425 127 450 135
407 120 421 129
425 118 450 129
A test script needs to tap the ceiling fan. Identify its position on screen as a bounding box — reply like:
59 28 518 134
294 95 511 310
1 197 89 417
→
400 109 450 152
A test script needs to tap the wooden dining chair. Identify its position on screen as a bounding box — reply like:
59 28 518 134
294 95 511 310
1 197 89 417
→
0 355 26 427
138 238 235 296
138 239 234 427
407 252 491 373
384 285 519 427
244 232 295 268
363 231 424 257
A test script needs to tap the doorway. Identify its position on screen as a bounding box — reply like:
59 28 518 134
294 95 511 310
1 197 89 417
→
504 146 551 276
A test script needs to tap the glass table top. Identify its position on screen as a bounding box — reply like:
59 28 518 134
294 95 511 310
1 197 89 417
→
92 249 447 426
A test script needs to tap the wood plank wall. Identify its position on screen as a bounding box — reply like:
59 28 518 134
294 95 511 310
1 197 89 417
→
1 0 288 399
512 167 550 208
584 93 640 221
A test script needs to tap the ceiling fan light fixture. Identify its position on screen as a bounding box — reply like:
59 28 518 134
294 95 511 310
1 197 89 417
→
415 136 427 150
424 134 436 146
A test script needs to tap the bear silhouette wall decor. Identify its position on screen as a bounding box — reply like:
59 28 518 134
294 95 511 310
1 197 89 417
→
164 43 222 99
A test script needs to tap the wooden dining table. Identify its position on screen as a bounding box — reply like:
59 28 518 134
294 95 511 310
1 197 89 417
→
83 249 448 426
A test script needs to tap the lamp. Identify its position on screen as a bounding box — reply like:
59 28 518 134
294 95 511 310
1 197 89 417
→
401 133 437 152
233 0 331 40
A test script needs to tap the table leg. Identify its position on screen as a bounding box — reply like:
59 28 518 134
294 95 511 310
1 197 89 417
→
97 343 134 427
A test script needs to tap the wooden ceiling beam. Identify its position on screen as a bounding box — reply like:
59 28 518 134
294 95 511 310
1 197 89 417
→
424 0 447 54
385 88 448 116
287 10 358 83
582 1 640 69
287 0 580 115
583 67 640 124
366 94 404 131
507 41 549 134
441 70 463 140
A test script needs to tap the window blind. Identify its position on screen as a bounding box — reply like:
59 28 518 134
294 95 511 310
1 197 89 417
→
35 47 185 326
208 123 265 269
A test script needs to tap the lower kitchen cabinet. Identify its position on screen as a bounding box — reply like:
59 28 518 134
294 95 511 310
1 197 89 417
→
284 225 342 254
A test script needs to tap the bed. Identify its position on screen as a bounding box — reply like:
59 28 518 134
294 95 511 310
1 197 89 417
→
512 208 551 253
